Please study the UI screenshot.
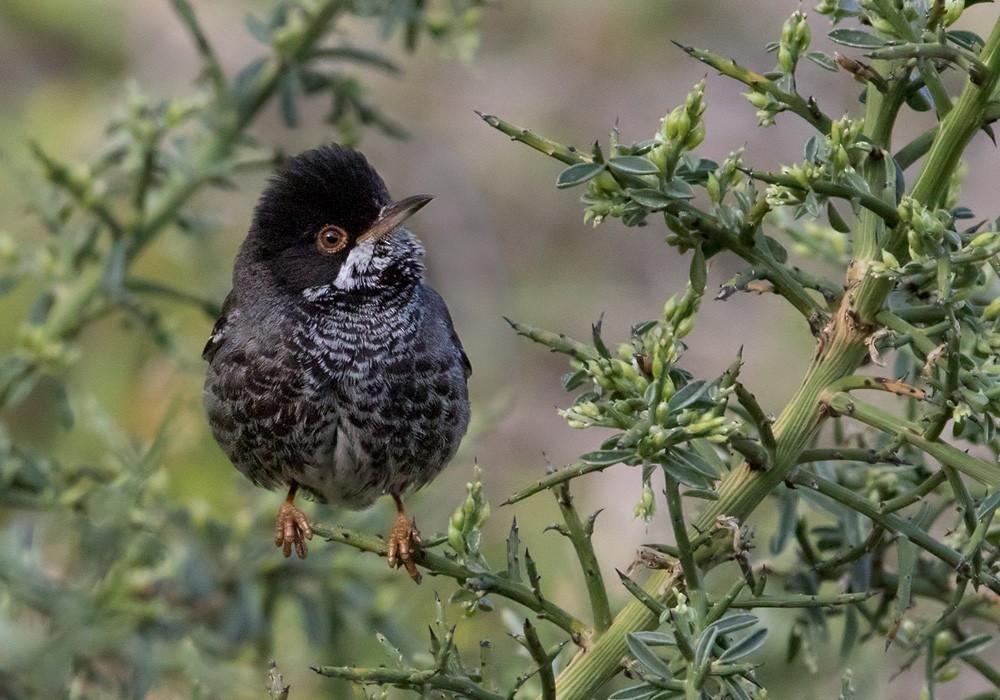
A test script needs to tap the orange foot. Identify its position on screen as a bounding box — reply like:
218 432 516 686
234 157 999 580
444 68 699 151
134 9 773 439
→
275 484 313 559
387 495 423 583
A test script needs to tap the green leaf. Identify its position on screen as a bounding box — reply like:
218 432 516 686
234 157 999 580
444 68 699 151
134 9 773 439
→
581 450 633 466
947 30 986 52
630 631 677 646
561 369 588 391
245 12 273 42
893 535 916 629
666 380 709 411
607 155 660 175
770 492 798 554
708 613 759 635
232 57 268 109
556 162 605 189
940 634 993 662
828 28 886 49
278 68 302 128
663 180 695 200
609 686 659 700
827 201 851 233
976 490 1000 521
906 85 932 112
718 628 767 662
313 46 400 73
694 626 719 670
626 634 674 679
660 455 714 490
840 604 859 658
806 51 838 71
628 188 673 209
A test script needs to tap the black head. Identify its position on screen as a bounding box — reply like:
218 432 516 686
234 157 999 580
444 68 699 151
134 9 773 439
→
241 144 431 294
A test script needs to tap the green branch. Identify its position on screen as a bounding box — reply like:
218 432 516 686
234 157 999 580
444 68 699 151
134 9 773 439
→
743 168 901 227
673 42 833 133
552 482 612 633
823 392 1000 489
311 523 589 643
789 469 1000 595
311 666 506 700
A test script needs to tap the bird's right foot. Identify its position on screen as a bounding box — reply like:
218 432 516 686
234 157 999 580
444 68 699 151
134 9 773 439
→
275 485 313 559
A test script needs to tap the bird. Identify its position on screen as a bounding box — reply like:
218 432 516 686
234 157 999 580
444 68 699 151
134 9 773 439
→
202 144 471 582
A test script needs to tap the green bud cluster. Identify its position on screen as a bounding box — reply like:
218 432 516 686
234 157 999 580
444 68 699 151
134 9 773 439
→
447 463 491 558
897 197 949 261
649 80 707 177
743 90 783 127
557 281 734 459
778 10 811 74
15 325 79 373
707 149 746 206
583 171 629 227
765 162 829 207
633 483 656 522
860 0 918 37
825 115 864 175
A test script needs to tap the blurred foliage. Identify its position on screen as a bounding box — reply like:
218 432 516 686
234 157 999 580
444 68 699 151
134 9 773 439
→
6 0 1000 699
0 0 484 696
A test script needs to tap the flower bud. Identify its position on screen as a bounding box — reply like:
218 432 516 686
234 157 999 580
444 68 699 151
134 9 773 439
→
943 0 964 26
633 484 656 521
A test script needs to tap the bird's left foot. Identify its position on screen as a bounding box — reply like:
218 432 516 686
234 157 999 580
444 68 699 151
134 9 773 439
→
275 485 313 559
387 496 423 583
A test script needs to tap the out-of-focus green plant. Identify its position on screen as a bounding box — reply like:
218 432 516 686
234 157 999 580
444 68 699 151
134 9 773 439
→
306 2 1000 699
9 1 1000 698
0 0 483 696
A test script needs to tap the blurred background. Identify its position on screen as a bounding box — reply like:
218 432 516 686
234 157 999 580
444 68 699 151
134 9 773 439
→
2 0 1000 697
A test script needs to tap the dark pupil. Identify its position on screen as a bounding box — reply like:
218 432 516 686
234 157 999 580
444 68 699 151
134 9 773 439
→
326 231 340 245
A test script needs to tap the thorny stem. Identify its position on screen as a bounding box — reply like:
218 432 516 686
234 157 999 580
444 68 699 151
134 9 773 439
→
548 17 1000 700
310 524 589 643
824 392 1000 489
553 482 613 633
311 666 506 700
789 469 1000 595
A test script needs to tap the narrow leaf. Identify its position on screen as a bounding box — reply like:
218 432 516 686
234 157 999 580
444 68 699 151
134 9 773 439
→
707 613 759 636
718 628 768 662
828 29 886 48
806 51 838 71
608 155 660 175
941 634 993 662
580 450 633 466
626 634 674 679
557 162 605 189
976 490 1000 521
609 685 658 700
628 188 673 209
694 627 719 670
630 631 677 646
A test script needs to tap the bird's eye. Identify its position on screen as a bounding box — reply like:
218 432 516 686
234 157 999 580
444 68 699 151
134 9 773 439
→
316 225 349 255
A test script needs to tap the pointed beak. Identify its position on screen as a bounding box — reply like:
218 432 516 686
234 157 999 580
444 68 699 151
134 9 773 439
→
357 194 434 244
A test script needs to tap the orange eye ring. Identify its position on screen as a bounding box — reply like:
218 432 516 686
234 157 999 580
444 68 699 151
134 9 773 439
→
316 225 349 254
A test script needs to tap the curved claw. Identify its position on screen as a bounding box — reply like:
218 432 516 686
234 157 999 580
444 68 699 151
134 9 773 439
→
275 499 313 559
387 510 423 584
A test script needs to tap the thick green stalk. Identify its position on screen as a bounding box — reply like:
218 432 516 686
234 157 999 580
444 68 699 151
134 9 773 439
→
551 17 1000 700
